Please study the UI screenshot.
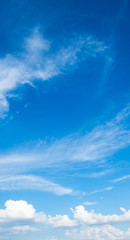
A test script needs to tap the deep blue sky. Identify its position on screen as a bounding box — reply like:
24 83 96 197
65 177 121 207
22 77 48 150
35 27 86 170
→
0 0 130 239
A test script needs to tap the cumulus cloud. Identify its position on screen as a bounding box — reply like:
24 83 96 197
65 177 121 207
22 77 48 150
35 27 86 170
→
71 205 130 225
0 200 42 238
0 200 46 227
0 200 36 222
48 215 77 228
1 200 130 239
0 29 108 118
2 201 130 227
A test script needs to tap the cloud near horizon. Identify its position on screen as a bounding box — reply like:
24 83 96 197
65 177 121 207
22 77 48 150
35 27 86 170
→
1 200 130 239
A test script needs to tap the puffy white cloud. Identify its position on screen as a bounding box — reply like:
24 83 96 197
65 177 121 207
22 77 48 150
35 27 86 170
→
0 200 36 222
0 200 46 239
72 205 130 225
48 214 77 228
1 200 130 239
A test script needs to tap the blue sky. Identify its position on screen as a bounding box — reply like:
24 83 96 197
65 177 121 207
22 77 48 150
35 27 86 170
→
0 0 130 239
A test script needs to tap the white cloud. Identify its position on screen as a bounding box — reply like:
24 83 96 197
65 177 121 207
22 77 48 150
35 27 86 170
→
11 225 39 233
87 186 114 196
0 106 129 196
66 225 130 240
0 106 129 174
0 200 41 238
0 175 73 195
0 97 9 119
0 200 36 222
1 200 130 239
85 169 113 178
112 175 130 183
71 205 130 225
0 200 46 226
83 201 98 206
48 215 77 228
0 29 108 118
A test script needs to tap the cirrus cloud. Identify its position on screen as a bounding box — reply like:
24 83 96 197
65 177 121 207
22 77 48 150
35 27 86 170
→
0 29 109 118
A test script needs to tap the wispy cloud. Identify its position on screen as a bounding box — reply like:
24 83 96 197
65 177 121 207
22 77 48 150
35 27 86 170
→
0 105 129 172
87 186 114 196
0 29 108 118
112 175 130 183
0 106 129 193
85 169 113 178
0 175 73 195
83 201 98 206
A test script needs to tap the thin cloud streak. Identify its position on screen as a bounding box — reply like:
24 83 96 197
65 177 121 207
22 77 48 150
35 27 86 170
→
87 186 114 196
112 175 130 183
83 201 98 206
0 175 73 195
85 169 113 178
0 105 129 174
0 106 129 194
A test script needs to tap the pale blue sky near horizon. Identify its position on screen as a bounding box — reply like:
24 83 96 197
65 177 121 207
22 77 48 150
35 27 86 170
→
0 0 130 239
